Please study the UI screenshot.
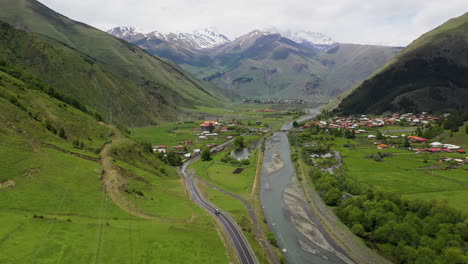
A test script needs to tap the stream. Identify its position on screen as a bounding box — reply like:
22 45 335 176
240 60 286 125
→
260 109 353 264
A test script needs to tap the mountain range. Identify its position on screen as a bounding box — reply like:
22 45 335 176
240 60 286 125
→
335 12 468 114
108 26 402 100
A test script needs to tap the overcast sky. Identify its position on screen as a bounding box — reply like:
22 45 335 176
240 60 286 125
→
39 0 467 46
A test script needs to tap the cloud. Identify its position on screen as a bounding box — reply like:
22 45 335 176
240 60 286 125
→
39 0 467 46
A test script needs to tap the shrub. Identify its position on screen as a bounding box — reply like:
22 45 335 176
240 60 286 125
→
267 232 278 247
201 147 211 161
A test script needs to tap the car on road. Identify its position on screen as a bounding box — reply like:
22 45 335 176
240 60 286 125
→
214 208 221 215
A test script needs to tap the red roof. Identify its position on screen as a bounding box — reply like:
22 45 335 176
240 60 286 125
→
408 136 428 141
426 148 441 152
456 149 466 153
200 121 219 127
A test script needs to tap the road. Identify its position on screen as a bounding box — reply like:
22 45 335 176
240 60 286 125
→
180 137 258 264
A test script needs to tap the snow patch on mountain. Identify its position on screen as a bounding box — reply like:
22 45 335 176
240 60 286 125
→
265 28 336 49
108 26 231 49
107 26 147 41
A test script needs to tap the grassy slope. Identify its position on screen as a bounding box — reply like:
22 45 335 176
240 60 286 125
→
0 0 227 126
336 12 468 114
0 67 229 263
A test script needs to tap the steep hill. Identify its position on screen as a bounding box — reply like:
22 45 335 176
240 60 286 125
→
336 12 468 114
0 0 227 126
0 56 229 263
111 28 401 100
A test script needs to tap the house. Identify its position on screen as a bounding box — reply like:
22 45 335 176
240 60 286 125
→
198 135 208 140
184 153 192 159
444 144 461 150
368 135 376 139
456 149 465 154
193 149 201 155
426 148 442 152
408 136 428 142
153 145 167 154
185 140 193 145
200 121 219 132
430 142 443 148
377 144 389 150
173 145 186 153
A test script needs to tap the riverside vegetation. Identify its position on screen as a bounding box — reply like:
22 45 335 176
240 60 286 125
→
289 120 468 263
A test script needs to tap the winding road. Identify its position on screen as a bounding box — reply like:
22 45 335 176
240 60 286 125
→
180 138 258 264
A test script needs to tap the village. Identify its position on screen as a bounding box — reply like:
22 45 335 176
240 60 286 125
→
301 112 468 165
151 120 269 160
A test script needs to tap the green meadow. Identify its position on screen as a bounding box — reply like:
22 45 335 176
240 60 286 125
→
334 130 468 213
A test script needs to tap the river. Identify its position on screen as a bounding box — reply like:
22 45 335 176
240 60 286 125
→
260 109 354 264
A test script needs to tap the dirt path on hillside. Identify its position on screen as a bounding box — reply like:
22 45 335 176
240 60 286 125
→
99 127 164 221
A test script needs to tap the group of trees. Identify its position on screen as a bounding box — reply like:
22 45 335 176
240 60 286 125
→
337 192 467 263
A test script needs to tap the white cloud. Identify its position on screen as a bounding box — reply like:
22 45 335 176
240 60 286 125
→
39 0 467 46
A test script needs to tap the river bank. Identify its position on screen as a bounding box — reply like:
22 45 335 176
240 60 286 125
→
259 109 389 264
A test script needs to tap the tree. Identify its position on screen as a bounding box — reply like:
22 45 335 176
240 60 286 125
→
344 129 355 139
58 128 66 139
166 151 182 166
376 130 384 140
324 187 342 206
234 136 245 149
351 223 365 237
292 121 299 128
403 137 411 148
443 247 464 264
208 124 215 133
465 123 468 134
201 147 211 161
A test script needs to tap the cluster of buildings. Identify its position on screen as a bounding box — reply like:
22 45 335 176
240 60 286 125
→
306 113 440 130
151 119 267 160
241 98 304 104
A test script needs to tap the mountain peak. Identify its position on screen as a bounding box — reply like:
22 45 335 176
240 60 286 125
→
266 28 336 48
107 26 147 41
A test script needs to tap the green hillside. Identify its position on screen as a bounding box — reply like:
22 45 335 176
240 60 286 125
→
0 0 227 126
0 54 229 263
336 12 468 114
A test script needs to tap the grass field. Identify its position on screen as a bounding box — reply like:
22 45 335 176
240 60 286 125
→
188 133 279 264
191 151 259 196
0 144 230 263
0 68 230 263
333 131 468 213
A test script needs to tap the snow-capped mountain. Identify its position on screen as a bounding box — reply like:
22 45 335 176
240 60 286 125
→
145 28 231 49
107 26 147 42
266 28 336 49
107 26 231 50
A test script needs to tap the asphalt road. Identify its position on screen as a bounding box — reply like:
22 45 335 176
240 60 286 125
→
180 138 258 264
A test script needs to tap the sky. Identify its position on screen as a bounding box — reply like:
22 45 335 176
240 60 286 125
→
38 0 467 46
